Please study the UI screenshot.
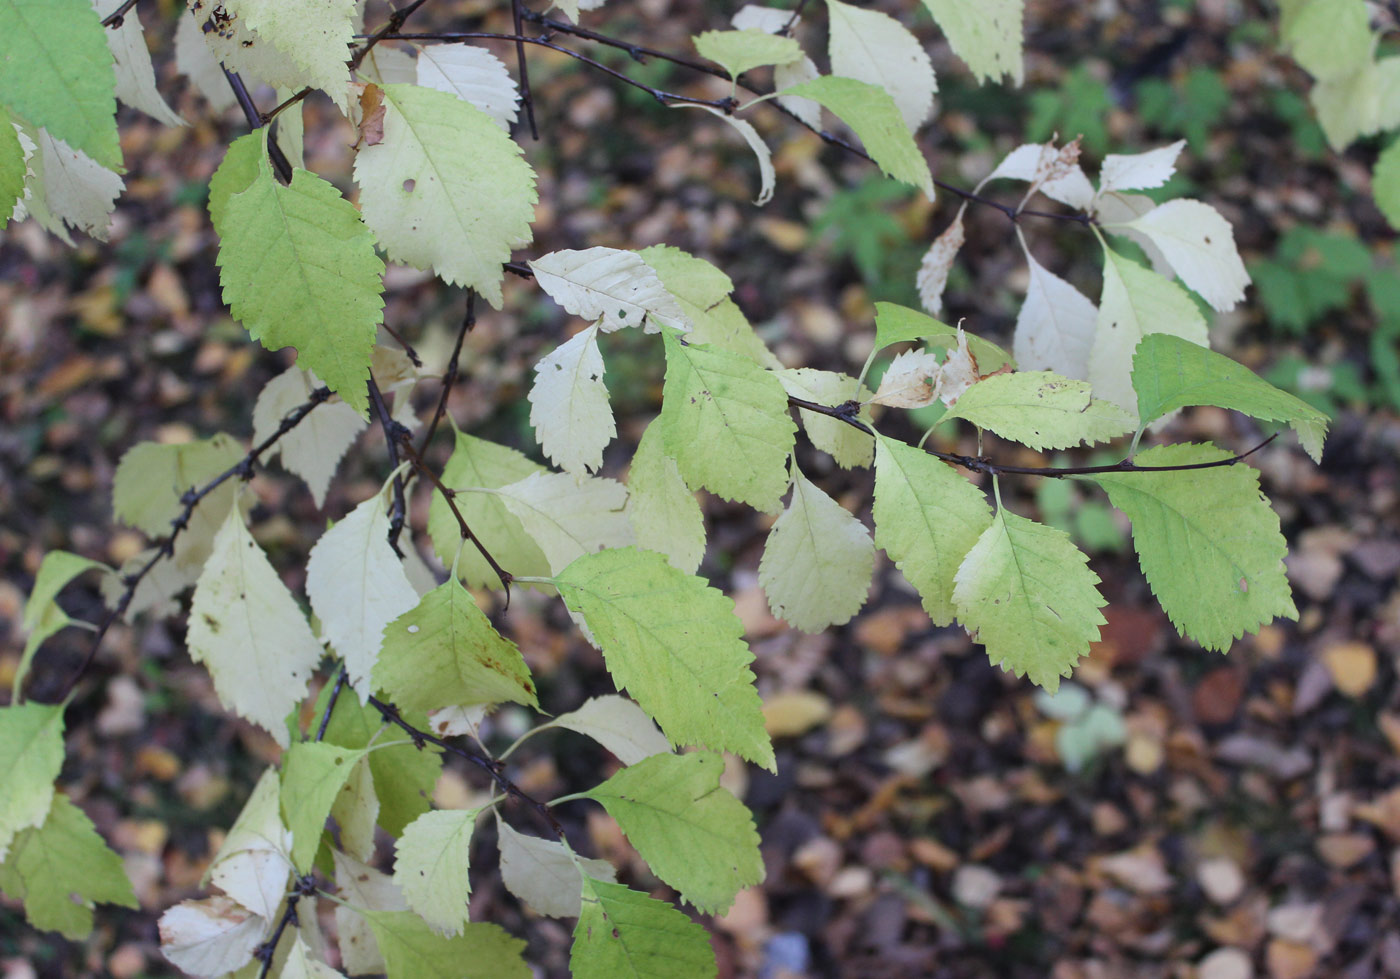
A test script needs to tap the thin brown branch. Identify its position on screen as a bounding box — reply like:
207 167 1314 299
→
367 378 409 556
380 322 423 368
419 291 475 454
350 0 432 71
512 0 540 138
100 0 141 28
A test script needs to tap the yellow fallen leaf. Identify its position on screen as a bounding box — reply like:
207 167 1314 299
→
1322 641 1376 697
763 690 832 737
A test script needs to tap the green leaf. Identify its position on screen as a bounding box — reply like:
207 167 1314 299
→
1090 247 1208 416
493 471 634 575
637 245 779 367
777 76 934 198
187 508 323 746
952 507 1106 692
427 431 550 591
279 741 368 873
571 878 717 979
919 0 1024 84
16 551 108 697
216 143 384 415
0 106 26 224
0 794 136 939
941 371 1135 450
329 754 378 863
393 808 480 935
353 83 536 309
873 302 1013 370
1131 333 1330 462
1084 443 1297 650
825 0 937 131
554 548 774 771
1375 137 1400 233
207 131 263 232
0 703 65 861
871 433 992 626
374 577 538 714
660 329 796 513
1281 0 1372 81
221 0 357 111
693 29 801 80
635 245 733 308
361 910 529 979
758 464 875 632
775 369 875 468
0 0 120 169
112 433 244 537
583 752 763 914
321 693 442 838
625 418 707 575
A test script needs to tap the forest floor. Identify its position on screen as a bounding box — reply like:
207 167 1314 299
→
2 1 1399 977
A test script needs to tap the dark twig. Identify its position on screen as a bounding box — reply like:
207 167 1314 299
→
395 436 514 603
263 87 311 125
781 0 810 35
511 0 540 138
366 694 564 837
314 667 350 743
419 292 476 454
43 389 331 704
521 11 719 77
350 0 432 71
367 378 409 556
787 395 1284 477
380 322 423 368
223 70 294 183
254 874 319 979
99 0 141 28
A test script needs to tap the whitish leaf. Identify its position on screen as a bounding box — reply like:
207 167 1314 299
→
872 433 991 625
353 83 536 308
528 323 615 474
674 104 776 206
1086 443 1297 649
571 878 717 979
543 695 672 766
936 327 982 406
975 139 1092 209
16 551 107 696
329 756 378 863
555 548 774 770
100 546 197 621
584 752 762 914
174 9 237 111
95 0 185 127
361 911 529 979
358 43 417 87
942 371 1134 450
639 245 780 367
1132 333 1329 461
759 465 874 631
219 0 356 112
282 936 346 979
0 703 64 862
186 509 321 746
427 432 550 591
1089 247 1208 415
494 471 633 575
1093 191 1172 274
776 368 874 468
919 0 1023 84
873 301 1014 371
693 28 801 79
660 330 796 513
333 851 406 975
306 489 420 701
530 246 689 332
158 897 263 977
320 695 441 838
192 0 318 96
207 769 293 921
280 742 368 873
952 508 1106 692
1097 140 1185 194
774 55 824 129
0 0 119 168
393 809 479 935
826 0 936 131
27 129 123 241
373 577 538 713
1013 251 1097 380
415 44 520 131
1116 199 1250 312
731 4 799 32
274 85 306 171
497 820 616 918
869 349 942 408
1309 57 1400 151
215 139 385 415
779 76 934 198
252 367 366 508
624 419 706 574
916 212 965 315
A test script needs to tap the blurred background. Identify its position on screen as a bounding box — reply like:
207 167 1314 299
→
1 0 1398 976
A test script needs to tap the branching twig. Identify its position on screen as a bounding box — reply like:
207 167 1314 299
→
350 0 432 71
99 0 141 28
254 874 319 979
512 0 540 138
44 388 332 704
789 395 1284 477
419 292 476 454
367 378 409 556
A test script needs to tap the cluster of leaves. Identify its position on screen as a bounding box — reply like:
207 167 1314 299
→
1 0 1333 976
